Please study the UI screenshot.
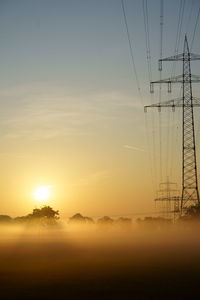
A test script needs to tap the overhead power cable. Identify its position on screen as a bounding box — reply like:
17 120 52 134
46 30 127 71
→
121 0 143 103
190 6 200 50
159 0 164 182
185 0 195 35
142 0 158 192
169 0 185 185
171 0 186 77
142 0 152 82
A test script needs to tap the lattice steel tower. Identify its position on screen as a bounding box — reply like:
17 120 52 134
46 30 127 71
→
145 36 200 212
155 177 180 220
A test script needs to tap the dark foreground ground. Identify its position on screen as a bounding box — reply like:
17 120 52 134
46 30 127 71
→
1 223 200 299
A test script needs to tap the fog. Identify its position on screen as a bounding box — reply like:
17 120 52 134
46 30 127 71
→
1 221 200 299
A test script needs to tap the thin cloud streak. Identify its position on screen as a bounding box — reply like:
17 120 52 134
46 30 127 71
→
0 82 142 140
124 145 145 152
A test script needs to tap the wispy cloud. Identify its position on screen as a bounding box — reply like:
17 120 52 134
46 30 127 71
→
0 81 142 141
123 145 145 152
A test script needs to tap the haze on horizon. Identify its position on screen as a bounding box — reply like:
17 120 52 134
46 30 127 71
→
0 0 199 218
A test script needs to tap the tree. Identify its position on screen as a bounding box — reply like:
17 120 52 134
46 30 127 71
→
186 205 200 217
179 204 200 221
0 215 12 223
14 206 59 226
97 216 114 225
69 213 94 224
31 206 59 220
116 217 132 226
137 217 172 230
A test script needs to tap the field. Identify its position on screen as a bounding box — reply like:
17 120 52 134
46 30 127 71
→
1 222 200 299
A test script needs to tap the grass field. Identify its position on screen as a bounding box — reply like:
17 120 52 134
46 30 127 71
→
0 223 200 299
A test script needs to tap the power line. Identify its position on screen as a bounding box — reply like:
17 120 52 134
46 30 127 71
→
176 0 185 51
159 0 163 104
142 0 152 82
169 0 185 186
144 113 156 196
171 0 186 77
185 0 195 35
159 0 164 69
121 0 143 103
190 6 200 50
158 0 164 182
166 107 171 178
142 0 158 192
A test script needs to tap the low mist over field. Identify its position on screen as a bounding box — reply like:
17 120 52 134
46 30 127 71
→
1 220 200 299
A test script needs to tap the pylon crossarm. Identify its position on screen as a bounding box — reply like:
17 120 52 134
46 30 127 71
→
160 96 200 107
159 53 200 63
155 197 181 201
191 74 200 82
144 97 200 112
189 53 200 60
151 74 200 84
144 102 173 112
150 76 183 93
144 103 174 112
159 53 184 62
158 189 178 192
144 97 187 112
160 181 177 185
192 97 200 106
151 74 182 84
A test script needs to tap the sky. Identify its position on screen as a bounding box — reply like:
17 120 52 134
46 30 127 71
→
0 0 199 217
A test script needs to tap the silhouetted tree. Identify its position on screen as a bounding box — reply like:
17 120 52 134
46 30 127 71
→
84 216 94 224
97 216 114 225
69 213 94 224
0 215 12 223
14 216 29 223
179 204 200 222
137 217 172 230
14 206 59 226
31 206 59 220
186 205 200 217
116 217 132 226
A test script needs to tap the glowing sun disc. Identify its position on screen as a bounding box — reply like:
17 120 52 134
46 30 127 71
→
34 186 51 202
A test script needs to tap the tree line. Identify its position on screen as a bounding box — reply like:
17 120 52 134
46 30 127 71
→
0 206 132 226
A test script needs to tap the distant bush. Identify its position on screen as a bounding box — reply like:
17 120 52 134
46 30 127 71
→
179 204 200 222
69 213 94 224
97 216 114 225
0 215 12 223
14 216 29 223
137 216 172 229
115 217 132 226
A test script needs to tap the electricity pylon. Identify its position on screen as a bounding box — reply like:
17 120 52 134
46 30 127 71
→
145 36 200 213
155 177 180 220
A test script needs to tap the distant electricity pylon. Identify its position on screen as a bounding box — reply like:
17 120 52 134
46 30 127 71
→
155 177 180 220
145 36 200 213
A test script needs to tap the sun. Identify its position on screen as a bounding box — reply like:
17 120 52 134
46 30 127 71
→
34 185 52 204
